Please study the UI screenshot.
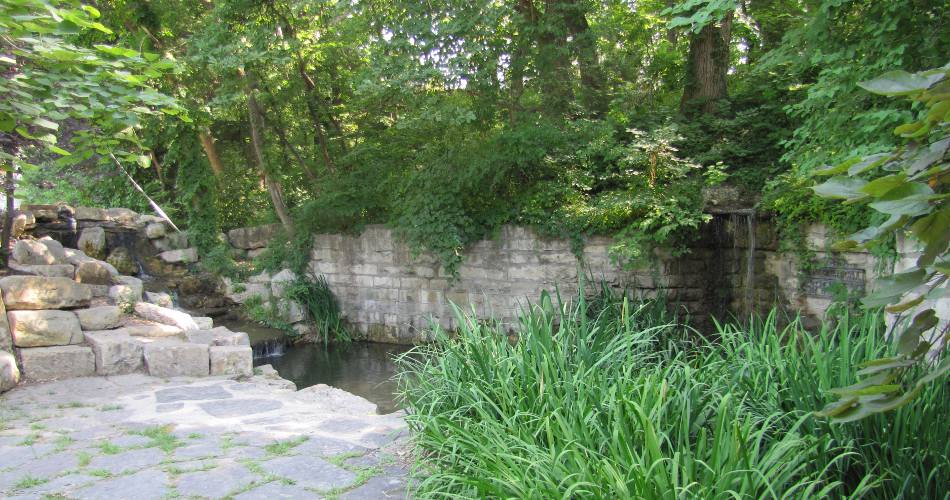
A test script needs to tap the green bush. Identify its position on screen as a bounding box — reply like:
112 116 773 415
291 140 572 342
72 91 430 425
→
397 290 948 498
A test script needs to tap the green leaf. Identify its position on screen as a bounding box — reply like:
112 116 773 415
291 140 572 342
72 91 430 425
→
911 207 950 266
860 174 905 196
897 309 938 356
858 69 945 96
868 182 933 216
31 117 58 130
812 176 868 201
856 358 917 376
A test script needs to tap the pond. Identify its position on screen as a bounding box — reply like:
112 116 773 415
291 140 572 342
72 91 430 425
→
217 319 413 414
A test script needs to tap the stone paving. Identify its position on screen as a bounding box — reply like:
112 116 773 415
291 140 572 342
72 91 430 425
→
0 369 410 499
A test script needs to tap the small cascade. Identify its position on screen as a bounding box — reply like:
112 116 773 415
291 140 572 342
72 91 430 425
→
743 210 756 318
722 208 757 320
252 337 293 360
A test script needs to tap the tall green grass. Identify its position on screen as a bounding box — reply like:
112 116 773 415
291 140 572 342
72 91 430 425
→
397 291 949 499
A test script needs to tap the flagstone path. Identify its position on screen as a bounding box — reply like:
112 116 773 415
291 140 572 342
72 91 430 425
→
0 368 410 499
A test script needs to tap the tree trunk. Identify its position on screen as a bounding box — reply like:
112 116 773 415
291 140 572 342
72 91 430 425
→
560 0 606 116
0 170 15 269
680 10 733 115
242 71 295 236
198 130 225 176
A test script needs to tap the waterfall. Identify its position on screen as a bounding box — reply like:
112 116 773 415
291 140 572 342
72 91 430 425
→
744 210 756 318
252 337 292 359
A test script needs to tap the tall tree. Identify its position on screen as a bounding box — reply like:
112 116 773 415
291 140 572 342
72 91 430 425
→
667 0 737 114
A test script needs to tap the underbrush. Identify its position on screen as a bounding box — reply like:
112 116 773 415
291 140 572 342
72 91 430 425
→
397 290 948 498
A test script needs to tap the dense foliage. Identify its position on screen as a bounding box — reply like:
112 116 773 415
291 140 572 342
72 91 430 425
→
11 0 945 271
398 291 949 498
813 66 950 421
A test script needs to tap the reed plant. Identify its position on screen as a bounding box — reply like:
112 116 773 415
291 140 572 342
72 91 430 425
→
397 289 948 499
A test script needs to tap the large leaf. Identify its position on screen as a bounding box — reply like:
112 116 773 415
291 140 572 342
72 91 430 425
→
858 69 946 96
868 182 933 216
812 176 867 201
897 309 938 356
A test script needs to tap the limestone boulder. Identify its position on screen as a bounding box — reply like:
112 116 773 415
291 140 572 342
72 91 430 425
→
158 248 198 264
107 247 137 275
145 222 166 239
8 263 75 278
75 260 116 285
144 341 209 377
227 224 281 250
105 207 138 225
145 291 174 308
165 232 189 250
83 331 144 375
0 350 19 392
75 305 122 330
0 276 92 310
20 204 63 222
8 310 83 347
77 226 107 259
134 302 199 331
193 317 214 330
226 283 270 304
12 239 59 265
210 346 252 377
0 295 10 351
110 275 144 305
38 237 69 263
18 345 95 381
279 301 307 323
12 212 36 238
270 269 297 298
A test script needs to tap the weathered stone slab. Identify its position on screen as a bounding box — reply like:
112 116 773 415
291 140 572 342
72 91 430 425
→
74 260 115 285
77 226 107 259
341 473 407 500
11 211 35 238
18 345 95 381
270 269 297 298
74 206 109 221
12 239 59 265
38 237 69 263
176 463 257 498
0 276 92 310
0 350 19 392
8 310 83 347
199 398 283 417
226 282 271 304
106 247 137 275
228 224 281 250
145 222 166 239
87 447 165 475
155 384 232 403
123 323 183 338
105 207 138 225
144 341 209 377
75 305 122 330
8 263 75 278
234 482 322 500
83 331 144 375
259 455 356 491
157 247 198 264
186 327 249 346
77 468 169 500
210 346 252 377
135 302 198 330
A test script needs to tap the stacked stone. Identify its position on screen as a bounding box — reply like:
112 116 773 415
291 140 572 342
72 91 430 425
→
1 206 252 393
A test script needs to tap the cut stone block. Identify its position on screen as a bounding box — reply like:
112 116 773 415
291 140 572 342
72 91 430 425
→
144 341 209 377
145 222 166 239
157 248 198 264
185 327 249 346
135 302 199 330
83 330 144 375
210 346 253 377
18 345 95 381
74 206 109 221
124 324 183 338
77 226 107 259
75 305 122 330
12 212 36 238
75 260 115 285
8 309 83 347
0 275 92 310
38 237 69 263
8 263 75 278
0 349 19 392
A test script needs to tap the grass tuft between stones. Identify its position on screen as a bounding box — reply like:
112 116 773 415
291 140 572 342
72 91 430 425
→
14 474 49 490
263 436 309 456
